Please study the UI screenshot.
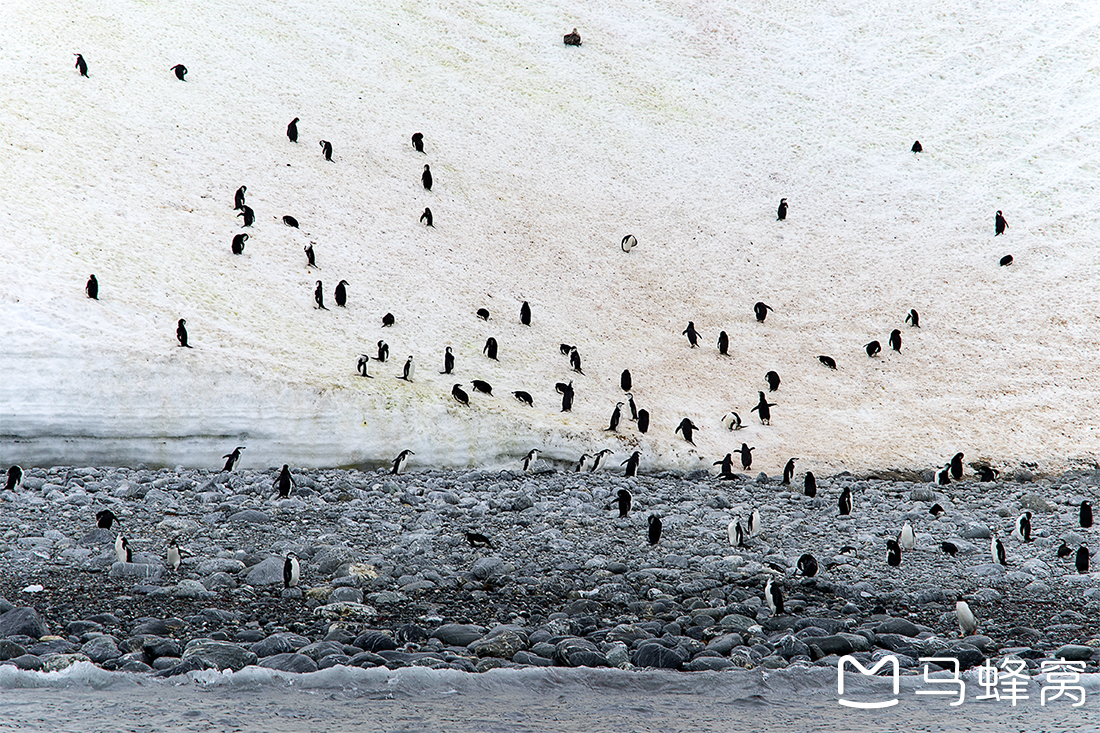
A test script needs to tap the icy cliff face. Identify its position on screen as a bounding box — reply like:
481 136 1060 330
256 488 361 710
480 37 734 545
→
2 0 1099 473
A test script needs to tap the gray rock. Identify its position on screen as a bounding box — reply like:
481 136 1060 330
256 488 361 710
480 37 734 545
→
79 528 114 547
314 547 362 575
0 639 26 660
259 653 319 673
349 650 387 668
874 618 921 637
11 654 43 670
353 631 397 653
41 652 91 672
432 623 486 646
202 572 237 592
469 629 528 659
1055 644 1096 662
555 638 608 668
0 607 48 639
512 650 554 667
142 637 182 659
80 636 121 663
108 562 166 581
803 635 854 658
471 557 505 581
686 656 736 671
297 641 347 662
632 643 684 670
229 509 270 523
181 639 257 671
250 633 310 657
1020 494 1055 513
706 633 743 655
196 558 246 575
605 624 653 646
172 579 216 599
331 587 363 603
245 556 286 586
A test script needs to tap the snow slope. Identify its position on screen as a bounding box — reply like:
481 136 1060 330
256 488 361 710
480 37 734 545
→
2 0 1100 475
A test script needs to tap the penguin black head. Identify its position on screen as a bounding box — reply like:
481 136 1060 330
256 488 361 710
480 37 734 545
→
911 140 922 153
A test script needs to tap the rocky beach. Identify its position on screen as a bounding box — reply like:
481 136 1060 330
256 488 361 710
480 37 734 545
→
2 463 1099 679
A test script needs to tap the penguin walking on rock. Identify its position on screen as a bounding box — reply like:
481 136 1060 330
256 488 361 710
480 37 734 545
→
886 538 902 567
717 331 729 355
1076 545 1090 574
714 454 736 479
804 471 816 498
839 486 853 516
1013 512 1032 543
796 553 818 578
591 449 614 472
441 346 454 374
569 347 582 373
622 451 641 477
234 186 247 211
992 535 1007 566
522 449 539 473
485 337 499 361
305 244 318 268
782 458 797 485
647 515 662 545
221 447 244 472
392 449 414 475
906 309 920 328
1081 501 1093 529
95 509 118 529
605 402 623 432
615 488 632 517
950 452 964 480
167 540 181 571
625 393 638 421
273 464 296 498
284 553 300 588
764 577 784 614
398 356 415 382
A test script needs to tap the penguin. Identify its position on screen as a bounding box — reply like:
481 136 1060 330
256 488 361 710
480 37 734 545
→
234 185 247 210
620 369 632 392
950 452 964 480
936 464 951 486
320 140 333 161
314 280 328 310
231 233 248 255
591 449 614 472
411 132 424 153
714 454 736 479
625 393 638 421
522 449 539 472
441 347 454 374
747 508 761 537
513 390 534 406
563 28 582 46
804 471 817 498
730 520 747 548
911 140 923 153
422 164 433 190
796 553 818 578
273 464 295 498
751 391 776 425
1076 545 1090 574
471 379 493 395
839 485 852 516
176 318 191 348
392 449 414 475
764 577 784 614
167 541 181 572
956 601 977 635
886 538 902 567
382 313 395 327
221 446 245 472
559 344 574 356
738 443 754 470
636 409 650 433
999 255 1013 267
682 322 700 348
865 341 881 357
622 451 641 477
621 234 637 252
484 337 499 360
356 355 372 378
776 198 788 221
992 535 1007 566
305 244 318 268
520 301 531 326
560 383 574 412
376 340 389 362
898 522 915 551
753 302 773 323
74 54 88 77
287 117 299 143
335 280 348 307
115 533 131 563
647 515 662 545
941 541 958 556
905 309 920 328
995 210 1008 236
569 347 583 373
723 412 743 431
782 458 796 485
283 553 300 588
605 402 623 431
765 371 781 392
615 488 632 517
1058 541 1073 558
717 331 729 356
420 207 434 226
818 355 837 369
171 64 187 81
237 205 254 227
95 509 118 529
399 356 415 382
929 503 945 517
889 329 902 352
1013 512 1032 543
85 274 99 299
576 453 592 472
466 531 493 548
675 418 698 446
977 466 999 482
477 308 490 321
283 215 299 228
452 384 470 406
1081 500 1093 529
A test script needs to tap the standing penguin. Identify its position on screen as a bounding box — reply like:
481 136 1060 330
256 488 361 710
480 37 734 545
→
764 577 784 614
411 132 424 152
738 443 754 470
714 454 736 479
422 164 433 190
74 54 88 77
237 205 255 227
675 418 698 446
522 449 539 473
399 356 415 382
751 391 776 425
615 488 632 517
234 185 247 210
560 382 574 412
911 140 923 153
221 446 244 472
647 515 662 545
776 198 788 221
717 331 729 356
356 355 372 377
1081 501 1093 529
906 309 920 328
4 466 23 491
636 409 650 433
273 464 295 498
605 402 623 432
1076 545 1090 574
392 449 415 474
753 302 773 323
484 337 499 360
319 140 333 161
591 449 614 472
287 117 299 142
620 369 632 392
115 533 132 563
569 347 583 373
622 451 641 477
171 64 187 81
231 233 248 255
889 329 902 352
420 207 434 226
898 522 916 551
167 540 181 571
1013 512 1032 543
441 346 455 374
992 535 1007 566
520 301 531 326
804 471 817 498
865 341 881 357
765 371 781 392
936 464 952 486
85 274 99 299
950 452 964 480
335 280 348 307
625 392 638 420
305 244 318 268
796 553 819 578
283 553 300 588
382 313 396 327
886 539 902 567
782 458 796 485
995 210 1008 236
682 322 700 348
839 486 852 516
376 340 389 362
176 318 191 348
314 281 328 310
